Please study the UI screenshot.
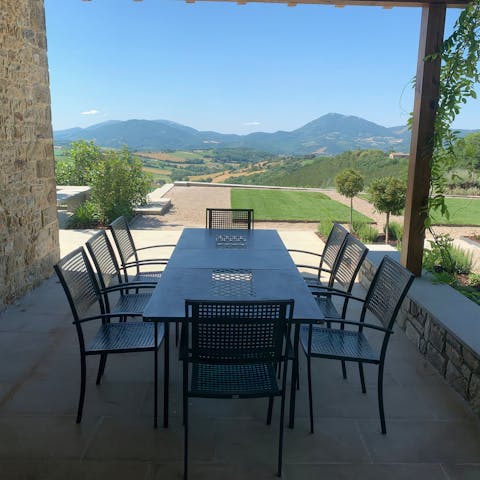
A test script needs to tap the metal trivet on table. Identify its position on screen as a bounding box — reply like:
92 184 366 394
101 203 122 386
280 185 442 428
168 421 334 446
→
215 234 247 249
211 269 255 297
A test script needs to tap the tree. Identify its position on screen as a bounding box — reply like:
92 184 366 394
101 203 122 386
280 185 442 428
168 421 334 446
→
335 169 364 232
368 177 406 244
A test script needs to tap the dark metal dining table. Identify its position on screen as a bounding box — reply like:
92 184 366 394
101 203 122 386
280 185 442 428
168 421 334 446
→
143 228 325 428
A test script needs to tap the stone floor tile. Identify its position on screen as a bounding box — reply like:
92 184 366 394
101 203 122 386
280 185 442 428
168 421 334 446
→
358 419 480 463
85 416 215 462
0 416 98 460
0 459 153 480
286 463 448 480
153 461 277 480
442 463 480 480
283 418 370 463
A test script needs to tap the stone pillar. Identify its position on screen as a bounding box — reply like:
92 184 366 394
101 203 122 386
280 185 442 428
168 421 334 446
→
0 0 59 310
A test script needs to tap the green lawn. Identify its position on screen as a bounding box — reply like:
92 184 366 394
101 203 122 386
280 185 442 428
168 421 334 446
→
231 189 372 222
432 197 480 226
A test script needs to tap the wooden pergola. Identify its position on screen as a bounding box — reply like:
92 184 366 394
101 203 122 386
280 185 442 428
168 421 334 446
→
186 0 470 276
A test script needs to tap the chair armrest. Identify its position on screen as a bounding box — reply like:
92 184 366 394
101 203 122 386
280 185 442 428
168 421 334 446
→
101 283 155 294
295 263 322 272
310 289 365 304
288 249 322 258
122 259 168 268
322 319 393 334
136 244 176 252
75 312 143 324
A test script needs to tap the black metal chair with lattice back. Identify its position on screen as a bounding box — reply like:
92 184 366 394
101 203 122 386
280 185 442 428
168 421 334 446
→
205 208 254 230
288 222 349 288
86 230 155 316
109 216 174 283
301 256 414 434
54 247 165 426
181 299 294 479
310 234 369 379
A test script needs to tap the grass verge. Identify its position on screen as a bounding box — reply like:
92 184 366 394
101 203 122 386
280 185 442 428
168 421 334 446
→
231 189 372 222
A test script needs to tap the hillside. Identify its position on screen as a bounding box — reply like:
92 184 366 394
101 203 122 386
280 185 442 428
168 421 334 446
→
226 150 409 188
54 113 414 155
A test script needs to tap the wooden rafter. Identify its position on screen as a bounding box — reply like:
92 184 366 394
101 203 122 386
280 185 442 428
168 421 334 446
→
189 0 469 8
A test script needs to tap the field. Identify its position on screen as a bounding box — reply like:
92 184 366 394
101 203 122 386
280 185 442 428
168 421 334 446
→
432 198 480 226
135 148 271 184
231 189 372 222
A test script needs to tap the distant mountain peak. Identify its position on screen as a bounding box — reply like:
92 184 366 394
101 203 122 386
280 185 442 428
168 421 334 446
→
53 114 414 155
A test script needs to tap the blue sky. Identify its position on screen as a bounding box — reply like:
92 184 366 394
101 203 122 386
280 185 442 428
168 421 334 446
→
45 0 476 134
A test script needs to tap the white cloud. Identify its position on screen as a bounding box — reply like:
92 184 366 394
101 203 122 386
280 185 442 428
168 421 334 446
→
243 121 261 126
81 109 100 115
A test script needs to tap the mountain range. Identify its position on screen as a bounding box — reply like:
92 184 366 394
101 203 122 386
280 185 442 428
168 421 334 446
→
53 113 474 155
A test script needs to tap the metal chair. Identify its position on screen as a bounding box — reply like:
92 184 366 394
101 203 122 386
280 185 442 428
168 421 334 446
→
310 234 369 379
181 299 294 479
55 247 165 426
86 230 155 315
288 222 348 287
301 256 414 434
311 234 369 320
205 208 254 229
109 216 173 283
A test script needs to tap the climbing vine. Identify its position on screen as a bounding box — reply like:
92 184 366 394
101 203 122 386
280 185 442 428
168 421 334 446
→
425 0 480 225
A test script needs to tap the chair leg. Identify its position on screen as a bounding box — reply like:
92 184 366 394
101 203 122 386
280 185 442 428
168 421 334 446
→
76 354 87 424
378 363 387 434
341 360 347 379
296 361 300 391
96 353 107 385
154 342 158 429
307 355 314 434
359 363 366 394
184 396 189 480
277 363 289 477
267 396 274 425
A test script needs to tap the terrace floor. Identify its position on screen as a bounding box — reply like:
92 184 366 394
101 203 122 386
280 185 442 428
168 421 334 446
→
1 222 480 479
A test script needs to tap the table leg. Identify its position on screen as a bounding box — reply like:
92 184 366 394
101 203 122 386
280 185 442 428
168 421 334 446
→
289 323 300 429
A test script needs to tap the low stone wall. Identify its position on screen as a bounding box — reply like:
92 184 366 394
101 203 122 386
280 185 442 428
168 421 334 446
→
359 254 480 416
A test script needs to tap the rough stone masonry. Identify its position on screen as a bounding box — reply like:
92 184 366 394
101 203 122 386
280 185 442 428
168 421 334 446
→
0 0 59 310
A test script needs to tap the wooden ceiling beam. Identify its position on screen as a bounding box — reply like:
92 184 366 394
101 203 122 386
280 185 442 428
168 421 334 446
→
189 0 469 8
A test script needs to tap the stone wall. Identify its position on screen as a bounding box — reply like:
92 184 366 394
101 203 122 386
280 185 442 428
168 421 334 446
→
0 0 59 310
359 256 480 417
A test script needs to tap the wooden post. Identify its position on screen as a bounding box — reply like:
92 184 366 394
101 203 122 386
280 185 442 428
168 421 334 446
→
401 4 446 276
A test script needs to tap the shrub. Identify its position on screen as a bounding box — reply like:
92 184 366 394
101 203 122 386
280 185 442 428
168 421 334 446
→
385 221 404 241
60 141 153 228
423 234 473 275
467 273 480 288
68 201 101 228
356 224 378 244
318 218 334 239
55 161 76 185
353 220 378 243
90 148 152 223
